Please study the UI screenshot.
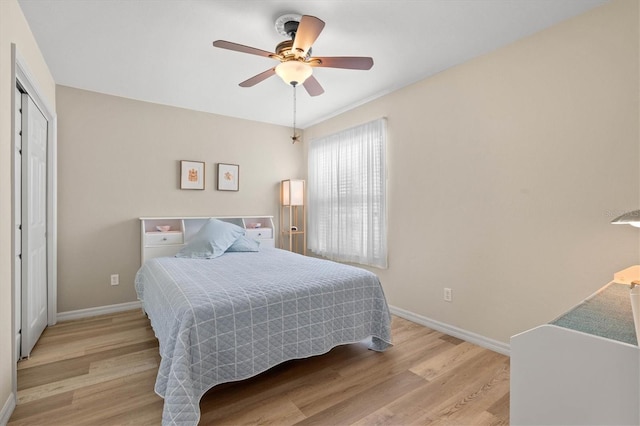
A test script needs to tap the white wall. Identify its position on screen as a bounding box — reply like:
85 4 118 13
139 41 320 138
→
305 0 640 344
55 86 304 312
0 0 56 418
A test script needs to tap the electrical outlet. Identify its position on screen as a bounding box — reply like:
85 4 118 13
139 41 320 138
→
444 287 452 302
110 274 119 286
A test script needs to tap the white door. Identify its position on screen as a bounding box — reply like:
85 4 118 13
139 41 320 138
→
21 94 48 358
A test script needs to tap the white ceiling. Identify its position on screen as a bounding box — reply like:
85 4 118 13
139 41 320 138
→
18 0 607 128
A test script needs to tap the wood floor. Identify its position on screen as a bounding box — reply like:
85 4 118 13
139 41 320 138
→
9 310 510 425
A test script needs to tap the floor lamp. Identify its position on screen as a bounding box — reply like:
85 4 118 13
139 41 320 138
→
281 179 306 255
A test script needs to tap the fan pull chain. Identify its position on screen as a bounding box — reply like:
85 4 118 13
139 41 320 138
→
291 84 299 143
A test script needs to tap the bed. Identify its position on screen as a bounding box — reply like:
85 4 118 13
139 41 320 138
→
135 238 392 425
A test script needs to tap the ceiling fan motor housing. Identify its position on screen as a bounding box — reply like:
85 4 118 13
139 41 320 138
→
275 40 312 61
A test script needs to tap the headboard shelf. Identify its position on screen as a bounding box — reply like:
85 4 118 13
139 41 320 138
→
139 216 275 265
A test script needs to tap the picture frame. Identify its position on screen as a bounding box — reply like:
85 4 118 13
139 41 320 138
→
217 163 239 191
180 160 205 190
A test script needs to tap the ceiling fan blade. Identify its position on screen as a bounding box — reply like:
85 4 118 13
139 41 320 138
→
292 15 325 57
311 56 374 70
239 68 276 87
213 40 275 59
303 75 324 97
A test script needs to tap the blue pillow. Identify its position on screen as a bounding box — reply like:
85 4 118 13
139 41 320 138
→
226 235 260 252
175 218 244 259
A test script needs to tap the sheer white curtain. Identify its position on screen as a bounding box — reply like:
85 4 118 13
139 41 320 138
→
308 118 387 268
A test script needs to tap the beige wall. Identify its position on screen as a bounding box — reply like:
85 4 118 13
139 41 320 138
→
0 0 56 414
305 0 640 343
56 86 304 312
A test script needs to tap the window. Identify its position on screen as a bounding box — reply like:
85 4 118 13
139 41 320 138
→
308 118 387 268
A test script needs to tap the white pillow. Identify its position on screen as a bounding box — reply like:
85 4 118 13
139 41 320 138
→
175 218 244 259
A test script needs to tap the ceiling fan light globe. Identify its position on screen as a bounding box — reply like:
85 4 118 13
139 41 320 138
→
275 61 312 86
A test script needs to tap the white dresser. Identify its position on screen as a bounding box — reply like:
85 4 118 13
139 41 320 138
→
139 216 275 265
510 266 640 425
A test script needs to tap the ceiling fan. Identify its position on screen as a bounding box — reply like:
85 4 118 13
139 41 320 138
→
212 13 374 96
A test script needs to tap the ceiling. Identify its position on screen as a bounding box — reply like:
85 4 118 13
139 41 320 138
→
18 0 608 129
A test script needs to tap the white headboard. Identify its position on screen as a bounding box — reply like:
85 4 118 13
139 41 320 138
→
139 216 275 265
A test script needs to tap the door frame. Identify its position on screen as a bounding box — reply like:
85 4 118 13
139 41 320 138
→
11 44 57 396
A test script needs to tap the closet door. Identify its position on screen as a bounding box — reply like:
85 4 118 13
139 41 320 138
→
21 94 48 358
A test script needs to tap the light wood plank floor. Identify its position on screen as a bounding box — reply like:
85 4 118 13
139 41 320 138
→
9 310 509 425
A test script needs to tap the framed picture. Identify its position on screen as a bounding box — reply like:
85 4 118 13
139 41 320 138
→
180 160 205 190
217 163 239 191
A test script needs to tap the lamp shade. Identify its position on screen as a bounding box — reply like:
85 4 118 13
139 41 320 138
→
282 179 304 206
611 210 640 228
275 61 312 86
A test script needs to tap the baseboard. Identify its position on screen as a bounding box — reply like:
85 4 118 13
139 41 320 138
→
57 301 142 322
55 301 509 354
389 305 511 356
0 392 15 426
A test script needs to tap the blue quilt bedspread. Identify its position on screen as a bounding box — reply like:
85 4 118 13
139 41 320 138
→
135 248 392 425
